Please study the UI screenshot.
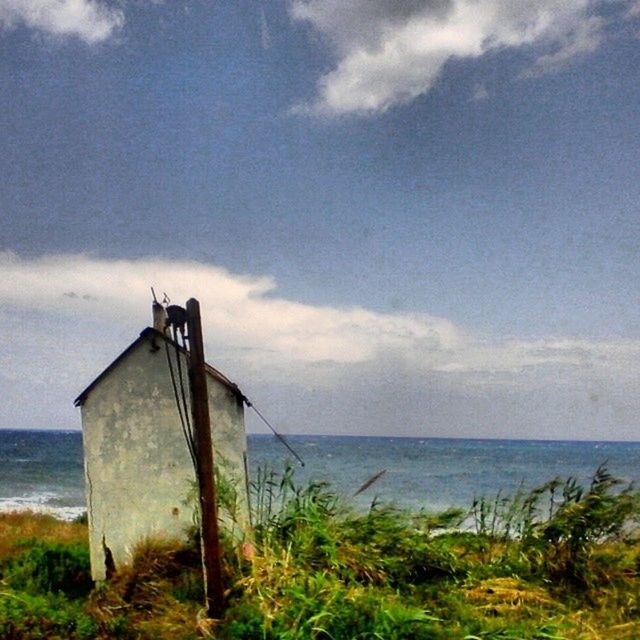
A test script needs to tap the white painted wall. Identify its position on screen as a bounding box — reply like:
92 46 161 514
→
80 332 249 580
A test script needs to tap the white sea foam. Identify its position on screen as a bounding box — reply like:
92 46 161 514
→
2 432 640 520
0 495 86 522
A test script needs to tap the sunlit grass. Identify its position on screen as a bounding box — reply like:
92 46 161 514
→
0 511 87 560
0 467 638 638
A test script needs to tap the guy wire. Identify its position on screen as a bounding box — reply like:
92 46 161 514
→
245 400 305 467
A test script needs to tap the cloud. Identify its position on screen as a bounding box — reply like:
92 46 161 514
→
627 0 640 17
519 14 606 78
290 0 627 115
470 82 489 101
2 251 639 437
0 0 124 44
2 251 638 383
260 6 271 51
0 251 463 374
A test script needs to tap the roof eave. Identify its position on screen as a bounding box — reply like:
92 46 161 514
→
74 327 245 407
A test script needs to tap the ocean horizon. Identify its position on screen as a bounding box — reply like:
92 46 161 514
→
1 429 639 521
4 427 640 443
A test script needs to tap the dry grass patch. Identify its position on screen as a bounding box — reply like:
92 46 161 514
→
0 511 87 559
563 614 640 640
465 577 555 615
86 538 203 640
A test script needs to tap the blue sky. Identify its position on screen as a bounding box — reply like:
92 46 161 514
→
2 0 640 440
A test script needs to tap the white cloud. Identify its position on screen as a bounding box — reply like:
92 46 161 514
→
2 252 639 437
0 0 124 44
519 14 606 78
0 251 463 373
470 82 489 101
2 251 638 383
627 0 640 17
290 0 626 115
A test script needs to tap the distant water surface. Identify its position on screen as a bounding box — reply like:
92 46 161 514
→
0 430 86 520
1 430 639 519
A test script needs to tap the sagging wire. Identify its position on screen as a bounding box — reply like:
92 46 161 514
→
244 399 305 467
157 291 197 471
164 335 197 471
153 288 304 469
171 322 195 447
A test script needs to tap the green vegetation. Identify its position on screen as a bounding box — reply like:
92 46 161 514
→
1 466 639 638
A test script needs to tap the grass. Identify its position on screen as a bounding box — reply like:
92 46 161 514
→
0 466 638 638
0 512 87 559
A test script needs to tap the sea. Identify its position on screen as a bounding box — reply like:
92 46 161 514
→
1 430 639 521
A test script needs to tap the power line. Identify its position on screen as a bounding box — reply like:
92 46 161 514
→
157 293 304 468
164 335 197 470
172 325 195 446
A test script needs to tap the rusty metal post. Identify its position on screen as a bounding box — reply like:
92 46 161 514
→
185 297 225 619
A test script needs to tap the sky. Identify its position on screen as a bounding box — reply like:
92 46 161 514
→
2 0 640 440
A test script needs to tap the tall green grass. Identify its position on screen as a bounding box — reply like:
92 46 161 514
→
0 465 638 638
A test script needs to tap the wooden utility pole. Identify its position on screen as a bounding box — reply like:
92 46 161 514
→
186 297 225 619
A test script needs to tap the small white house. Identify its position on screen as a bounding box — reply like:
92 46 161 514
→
75 326 250 581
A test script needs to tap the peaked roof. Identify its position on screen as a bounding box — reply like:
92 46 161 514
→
74 327 245 407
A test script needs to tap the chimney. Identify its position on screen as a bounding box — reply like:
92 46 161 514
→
152 301 167 333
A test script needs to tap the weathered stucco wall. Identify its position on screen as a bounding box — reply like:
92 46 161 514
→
81 333 249 581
